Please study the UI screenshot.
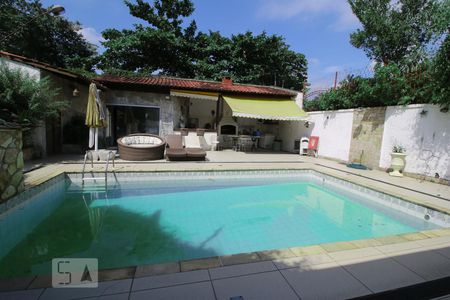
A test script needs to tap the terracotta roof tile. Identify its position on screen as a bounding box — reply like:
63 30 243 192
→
95 75 297 97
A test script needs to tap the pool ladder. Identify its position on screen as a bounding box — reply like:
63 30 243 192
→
81 150 116 183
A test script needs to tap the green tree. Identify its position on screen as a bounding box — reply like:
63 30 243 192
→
348 0 447 65
100 0 197 77
0 0 96 71
228 32 307 90
193 31 233 81
431 35 450 109
193 31 307 90
305 63 436 111
100 0 308 90
0 63 68 127
307 0 449 111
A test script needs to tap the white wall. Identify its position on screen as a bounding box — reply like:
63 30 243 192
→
278 109 354 161
380 104 450 180
0 58 41 79
307 110 354 161
189 98 217 128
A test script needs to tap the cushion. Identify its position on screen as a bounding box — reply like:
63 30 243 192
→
121 135 163 146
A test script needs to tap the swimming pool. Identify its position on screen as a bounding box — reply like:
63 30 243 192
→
0 170 448 278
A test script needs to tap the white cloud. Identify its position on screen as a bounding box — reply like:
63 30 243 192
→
256 0 360 31
77 27 105 47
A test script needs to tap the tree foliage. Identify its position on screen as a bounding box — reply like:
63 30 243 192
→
430 35 450 108
306 0 449 111
349 0 447 65
99 0 198 77
99 0 307 90
0 0 96 72
304 63 437 111
0 63 68 127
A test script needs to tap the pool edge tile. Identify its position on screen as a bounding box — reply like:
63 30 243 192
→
375 235 409 245
135 262 180 278
400 232 430 241
321 241 358 253
180 257 221 272
220 252 261 266
99 266 136 281
257 248 297 260
289 245 327 256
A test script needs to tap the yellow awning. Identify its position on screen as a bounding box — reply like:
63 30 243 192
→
170 89 218 101
222 96 308 121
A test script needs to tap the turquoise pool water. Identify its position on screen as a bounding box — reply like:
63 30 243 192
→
0 173 440 278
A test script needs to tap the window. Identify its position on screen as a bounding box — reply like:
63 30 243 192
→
110 105 160 142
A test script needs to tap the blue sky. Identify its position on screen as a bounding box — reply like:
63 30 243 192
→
42 0 372 90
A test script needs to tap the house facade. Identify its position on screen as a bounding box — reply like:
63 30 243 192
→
1 51 307 158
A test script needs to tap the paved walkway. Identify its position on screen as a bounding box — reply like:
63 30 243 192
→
23 152 450 212
2 236 450 299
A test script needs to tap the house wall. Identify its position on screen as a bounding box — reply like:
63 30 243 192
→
0 59 93 156
380 104 450 180
188 98 217 128
43 72 90 154
0 58 40 79
105 90 182 137
43 72 90 127
279 109 354 160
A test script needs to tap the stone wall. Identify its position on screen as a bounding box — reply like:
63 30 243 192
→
0 128 24 202
105 90 183 137
349 107 386 169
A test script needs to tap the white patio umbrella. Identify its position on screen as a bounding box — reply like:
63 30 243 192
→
85 83 106 151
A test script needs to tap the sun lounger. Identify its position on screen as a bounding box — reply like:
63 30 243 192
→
165 134 186 161
184 135 207 160
165 134 206 161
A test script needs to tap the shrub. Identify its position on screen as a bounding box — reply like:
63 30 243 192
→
307 62 440 111
0 63 68 127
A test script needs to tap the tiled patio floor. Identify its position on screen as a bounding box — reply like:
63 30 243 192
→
2 239 450 300
1 151 449 299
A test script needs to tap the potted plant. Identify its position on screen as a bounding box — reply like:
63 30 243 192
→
389 145 407 177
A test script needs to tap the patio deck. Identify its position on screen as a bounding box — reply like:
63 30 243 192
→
1 151 450 299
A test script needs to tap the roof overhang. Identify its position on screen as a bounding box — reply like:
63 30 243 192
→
0 51 107 90
222 96 308 121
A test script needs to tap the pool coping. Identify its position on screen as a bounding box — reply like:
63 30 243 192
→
1 164 449 292
1 228 450 292
17 163 450 215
